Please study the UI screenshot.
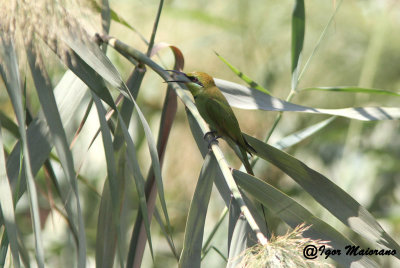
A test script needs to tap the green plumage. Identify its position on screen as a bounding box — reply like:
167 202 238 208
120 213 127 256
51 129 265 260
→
181 71 256 175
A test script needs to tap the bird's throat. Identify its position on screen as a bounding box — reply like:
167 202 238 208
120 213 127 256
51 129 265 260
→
186 83 203 98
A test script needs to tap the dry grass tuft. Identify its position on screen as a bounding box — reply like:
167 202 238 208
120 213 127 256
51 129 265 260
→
233 224 333 268
0 0 99 62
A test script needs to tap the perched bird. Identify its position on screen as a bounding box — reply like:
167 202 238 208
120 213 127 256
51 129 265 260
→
167 71 256 175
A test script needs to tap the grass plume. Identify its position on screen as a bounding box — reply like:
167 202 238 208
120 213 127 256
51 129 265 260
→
0 0 98 62
233 224 333 268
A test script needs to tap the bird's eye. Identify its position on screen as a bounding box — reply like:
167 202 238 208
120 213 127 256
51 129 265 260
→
188 76 198 83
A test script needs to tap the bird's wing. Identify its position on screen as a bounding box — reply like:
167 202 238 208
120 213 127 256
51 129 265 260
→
200 95 243 142
196 94 257 156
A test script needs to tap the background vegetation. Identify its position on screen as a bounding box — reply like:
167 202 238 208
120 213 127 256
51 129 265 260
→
0 0 399 267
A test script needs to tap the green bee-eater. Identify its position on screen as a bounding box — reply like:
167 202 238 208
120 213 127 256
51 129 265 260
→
167 71 256 175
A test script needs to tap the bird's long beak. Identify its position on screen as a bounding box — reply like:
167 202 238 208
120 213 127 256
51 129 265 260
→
164 80 186 83
164 70 188 83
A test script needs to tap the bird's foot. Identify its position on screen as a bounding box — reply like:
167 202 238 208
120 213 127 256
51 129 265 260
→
203 131 217 139
204 131 220 149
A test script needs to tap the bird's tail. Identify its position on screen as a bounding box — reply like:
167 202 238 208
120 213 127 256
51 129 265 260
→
239 146 254 176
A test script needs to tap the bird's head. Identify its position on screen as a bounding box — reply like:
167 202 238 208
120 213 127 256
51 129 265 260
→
166 70 215 96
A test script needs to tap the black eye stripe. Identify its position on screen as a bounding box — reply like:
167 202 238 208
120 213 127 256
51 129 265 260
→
186 76 203 86
188 76 198 82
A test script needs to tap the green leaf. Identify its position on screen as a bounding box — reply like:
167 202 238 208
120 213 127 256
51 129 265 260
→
95 181 118 268
109 9 142 35
186 108 209 158
59 34 173 266
64 37 120 88
252 117 336 193
131 94 172 235
301 86 400 96
154 208 179 260
0 235 9 266
225 189 269 267
145 0 164 56
92 94 119 214
234 170 378 267
62 35 171 233
179 153 216 268
227 205 253 268
100 0 111 40
0 35 44 268
291 0 305 90
0 122 20 267
92 94 124 265
216 79 400 121
25 41 86 267
215 52 271 95
202 207 228 258
5 71 87 202
186 110 269 261
273 116 336 150
118 111 155 260
112 67 145 151
0 111 19 138
129 0 173 239
49 37 116 109
5 118 49 199
244 134 400 258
